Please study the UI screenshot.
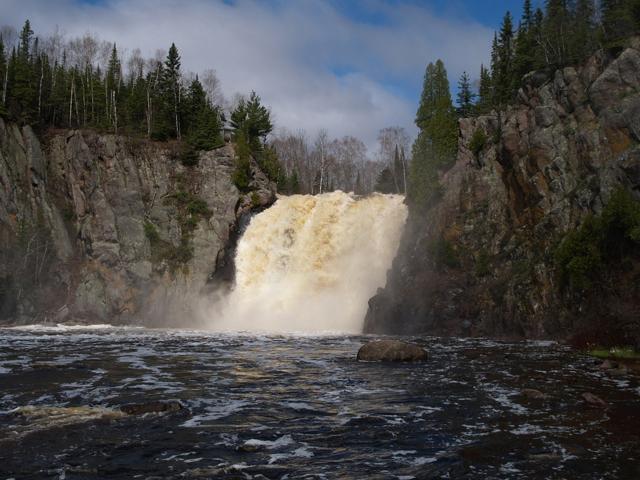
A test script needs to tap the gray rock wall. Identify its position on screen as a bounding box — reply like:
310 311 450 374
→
365 40 640 341
0 123 275 326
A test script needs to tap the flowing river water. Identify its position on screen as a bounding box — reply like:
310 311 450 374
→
1 326 639 479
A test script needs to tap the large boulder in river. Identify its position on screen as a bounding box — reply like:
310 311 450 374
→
357 340 428 362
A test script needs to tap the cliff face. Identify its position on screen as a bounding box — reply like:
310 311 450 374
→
0 120 275 326
365 40 640 342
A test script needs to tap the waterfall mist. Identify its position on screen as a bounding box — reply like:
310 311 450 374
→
207 191 407 333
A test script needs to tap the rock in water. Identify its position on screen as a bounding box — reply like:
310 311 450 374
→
357 340 428 362
581 392 607 409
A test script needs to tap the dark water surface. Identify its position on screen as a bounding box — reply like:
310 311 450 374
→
1 326 639 479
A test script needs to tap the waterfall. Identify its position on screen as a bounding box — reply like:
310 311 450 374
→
209 191 407 333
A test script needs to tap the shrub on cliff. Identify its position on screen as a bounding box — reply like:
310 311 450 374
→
555 188 640 291
469 128 487 159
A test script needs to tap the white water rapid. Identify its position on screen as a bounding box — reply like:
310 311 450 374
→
209 191 408 333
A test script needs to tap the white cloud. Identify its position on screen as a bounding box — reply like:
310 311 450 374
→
1 0 493 152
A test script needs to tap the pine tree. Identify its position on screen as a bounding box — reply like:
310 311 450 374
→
230 91 273 148
374 167 396 194
600 0 636 45
408 59 458 207
456 71 475 117
105 44 121 131
476 64 492 114
159 43 182 139
543 0 570 66
494 11 515 105
10 20 36 122
512 1 537 91
184 77 222 152
571 0 597 63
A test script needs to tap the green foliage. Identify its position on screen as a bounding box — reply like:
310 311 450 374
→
588 346 640 359
427 237 460 271
374 167 397 194
179 144 199 167
232 130 252 191
408 59 457 209
469 128 487 158
143 221 160 244
231 91 273 148
0 21 244 152
555 188 640 291
255 145 283 183
493 11 515 106
186 197 212 217
456 71 475 117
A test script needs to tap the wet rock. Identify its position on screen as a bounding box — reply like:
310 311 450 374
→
608 365 629 377
581 392 607 408
120 400 183 415
599 359 619 370
521 388 548 400
357 340 428 362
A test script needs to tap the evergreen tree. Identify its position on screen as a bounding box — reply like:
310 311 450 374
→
512 2 536 90
476 64 492 114
571 0 597 63
289 169 301 194
494 11 515 106
543 0 570 66
10 20 36 122
374 167 396 194
600 0 637 45
158 43 182 139
105 44 122 131
456 71 475 117
230 91 273 148
408 59 458 207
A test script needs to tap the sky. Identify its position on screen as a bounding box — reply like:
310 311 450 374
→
2 0 527 151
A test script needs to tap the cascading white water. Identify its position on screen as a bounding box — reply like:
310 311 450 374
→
209 191 407 333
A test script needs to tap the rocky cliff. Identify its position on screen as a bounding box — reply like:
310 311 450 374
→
365 39 640 344
0 120 275 326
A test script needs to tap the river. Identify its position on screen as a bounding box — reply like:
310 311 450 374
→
1 325 638 479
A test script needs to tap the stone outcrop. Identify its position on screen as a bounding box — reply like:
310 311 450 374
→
365 40 640 342
0 122 275 326
356 340 428 362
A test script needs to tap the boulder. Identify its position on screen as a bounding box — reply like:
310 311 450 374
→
357 340 428 362
521 388 548 400
581 392 607 409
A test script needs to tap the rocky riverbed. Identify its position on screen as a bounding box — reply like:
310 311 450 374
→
1 325 639 479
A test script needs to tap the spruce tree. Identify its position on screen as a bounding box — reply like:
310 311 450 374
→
105 44 121 131
230 91 273 148
543 0 570 66
600 0 636 45
408 59 458 207
571 0 597 63
456 71 475 117
513 2 536 91
476 64 492 114
10 20 35 122
159 43 182 139
494 11 515 106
